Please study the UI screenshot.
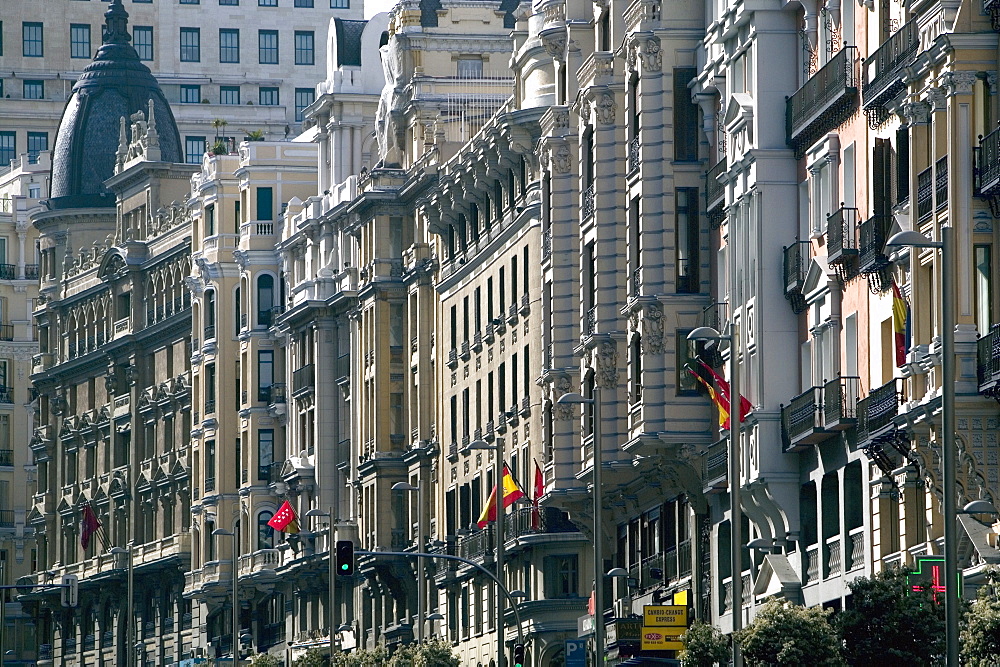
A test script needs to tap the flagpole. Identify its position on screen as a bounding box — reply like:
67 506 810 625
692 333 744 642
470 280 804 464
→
496 430 506 667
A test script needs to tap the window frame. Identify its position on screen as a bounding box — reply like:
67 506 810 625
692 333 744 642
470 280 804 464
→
258 30 278 64
259 86 279 106
179 27 201 63
22 80 44 101
22 22 43 58
133 26 154 61
219 28 240 64
220 85 240 105
70 24 91 59
293 30 314 65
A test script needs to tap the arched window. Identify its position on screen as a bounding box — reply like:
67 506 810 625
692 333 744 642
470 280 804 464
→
258 511 275 549
256 275 274 326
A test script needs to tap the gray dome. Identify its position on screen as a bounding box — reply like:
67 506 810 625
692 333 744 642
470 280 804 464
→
48 0 181 210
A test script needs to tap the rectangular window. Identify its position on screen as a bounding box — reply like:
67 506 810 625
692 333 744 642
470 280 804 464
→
258 30 278 64
976 245 993 336
256 187 273 221
219 28 240 63
22 23 43 57
205 440 216 491
205 362 216 413
180 28 200 62
260 0 278 5
70 24 91 59
0 133 14 167
677 328 701 396
185 136 206 164
294 31 314 65
205 204 215 236
133 26 153 61
295 0 314 5
257 429 274 480
23 80 43 100
26 133 47 159
180 85 201 104
294 88 314 122
220 86 240 105
674 67 699 161
544 555 579 598
220 0 239 4
676 187 699 293
180 0 200 4
457 57 483 78
258 350 274 401
259 86 279 106
331 0 349 7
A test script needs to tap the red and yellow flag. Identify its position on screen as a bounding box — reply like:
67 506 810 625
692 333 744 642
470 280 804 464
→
892 279 910 367
477 465 525 528
268 500 300 534
688 367 730 428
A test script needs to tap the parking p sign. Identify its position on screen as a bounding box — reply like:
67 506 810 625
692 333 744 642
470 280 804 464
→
565 638 587 667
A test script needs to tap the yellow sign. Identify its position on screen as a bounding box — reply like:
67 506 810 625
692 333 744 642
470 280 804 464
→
641 625 686 650
643 605 689 627
672 590 689 606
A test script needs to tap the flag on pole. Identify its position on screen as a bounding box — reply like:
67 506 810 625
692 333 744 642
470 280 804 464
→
892 279 910 367
698 359 751 428
477 465 525 528
531 459 544 529
81 503 102 550
687 367 730 428
268 500 300 534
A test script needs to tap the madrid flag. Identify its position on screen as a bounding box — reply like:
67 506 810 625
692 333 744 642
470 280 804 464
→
268 500 300 534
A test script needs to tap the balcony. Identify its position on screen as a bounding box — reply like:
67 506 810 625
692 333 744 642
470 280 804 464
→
24 264 39 280
702 438 728 494
0 509 13 527
627 136 640 175
706 159 726 212
862 18 918 123
0 449 11 466
582 184 595 220
783 241 809 314
858 214 891 275
0 386 13 404
504 506 580 541
0 265 15 280
976 125 1000 201
827 205 859 268
781 387 831 451
787 46 859 155
584 306 598 336
935 156 948 210
292 364 315 396
977 323 1000 395
823 376 859 431
917 165 934 220
856 378 903 445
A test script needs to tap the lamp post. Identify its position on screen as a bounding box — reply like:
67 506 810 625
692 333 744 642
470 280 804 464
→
391 482 426 643
887 227 957 666
212 528 239 665
304 507 338 658
556 389 605 667
110 543 135 667
688 321 741 667
466 434 507 667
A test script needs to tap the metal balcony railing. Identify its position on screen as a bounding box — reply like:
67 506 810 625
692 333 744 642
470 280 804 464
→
858 214 891 274
827 205 859 264
582 184 595 219
917 166 934 220
702 438 728 492
292 364 315 394
787 46 859 154
935 156 948 210
781 386 825 450
862 18 918 111
24 264 39 280
783 241 809 313
628 136 640 174
0 386 13 404
0 509 13 526
823 376 859 429
706 159 726 211
0 449 11 466
979 323 1000 391
0 265 15 280
856 378 902 444
976 125 1000 197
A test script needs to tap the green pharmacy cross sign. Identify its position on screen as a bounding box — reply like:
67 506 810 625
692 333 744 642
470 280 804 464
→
907 555 961 603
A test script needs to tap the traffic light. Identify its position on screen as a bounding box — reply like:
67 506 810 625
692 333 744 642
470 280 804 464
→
335 540 355 577
60 574 78 608
513 643 525 667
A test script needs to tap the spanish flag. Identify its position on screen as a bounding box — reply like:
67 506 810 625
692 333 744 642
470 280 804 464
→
891 279 910 367
477 465 525 528
688 366 730 428
699 360 752 428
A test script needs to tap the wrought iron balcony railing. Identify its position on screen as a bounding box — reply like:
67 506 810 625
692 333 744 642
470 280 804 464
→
783 241 809 314
702 438 728 493
582 184 595 219
827 205 859 265
856 377 902 444
823 376 859 430
787 46 859 155
862 18 918 117
706 159 726 211
628 136 640 174
978 322 1000 395
781 386 829 451
976 125 1000 198
858 214 891 275
292 363 315 394
917 165 934 220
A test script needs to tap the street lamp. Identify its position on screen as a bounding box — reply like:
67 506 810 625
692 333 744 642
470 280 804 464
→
466 436 507 667
688 323 742 667
961 500 999 515
212 528 239 665
556 389 605 667
391 481 426 643
886 227 957 667
305 507 338 657
110 544 135 667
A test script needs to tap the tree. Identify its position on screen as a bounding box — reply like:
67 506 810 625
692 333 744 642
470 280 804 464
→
736 598 843 666
834 566 945 666
962 566 1000 666
249 654 282 667
679 620 730 667
297 647 336 666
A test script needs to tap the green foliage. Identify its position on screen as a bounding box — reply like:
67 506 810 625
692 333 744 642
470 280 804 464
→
210 140 229 156
326 640 458 667
962 566 1000 667
679 620 730 667
736 598 843 666
834 566 945 666
244 129 266 141
249 654 282 667
296 647 335 666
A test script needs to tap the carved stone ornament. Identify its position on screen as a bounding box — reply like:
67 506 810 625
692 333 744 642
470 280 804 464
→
902 101 931 126
540 32 567 59
926 86 947 112
552 143 572 174
596 91 617 125
640 37 662 72
596 340 619 389
943 70 978 97
641 306 665 354
553 375 575 420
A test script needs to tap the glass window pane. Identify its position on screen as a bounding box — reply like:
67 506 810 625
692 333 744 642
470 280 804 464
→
133 26 153 61
258 30 278 64
180 28 200 62
22 23 43 58
26 133 47 159
23 81 43 100
220 86 240 105
294 88 314 122
219 28 239 63
0 133 14 167
294 31 314 65
180 85 201 104
185 136 206 164
70 24 91 59
259 87 279 105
